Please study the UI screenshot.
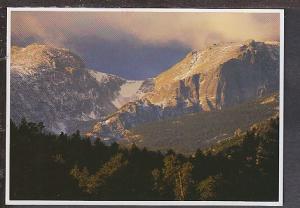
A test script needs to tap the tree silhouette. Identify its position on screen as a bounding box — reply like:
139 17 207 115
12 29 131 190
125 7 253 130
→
10 116 279 201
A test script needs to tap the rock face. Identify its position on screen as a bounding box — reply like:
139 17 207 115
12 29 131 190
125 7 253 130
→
147 40 279 110
88 40 279 141
10 44 146 133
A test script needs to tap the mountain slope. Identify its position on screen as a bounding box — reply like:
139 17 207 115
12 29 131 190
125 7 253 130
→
125 93 279 154
11 44 146 133
89 40 279 141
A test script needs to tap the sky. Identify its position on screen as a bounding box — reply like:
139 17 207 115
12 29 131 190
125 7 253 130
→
11 11 280 79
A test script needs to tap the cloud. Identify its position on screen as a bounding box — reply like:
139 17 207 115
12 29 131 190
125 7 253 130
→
11 11 280 49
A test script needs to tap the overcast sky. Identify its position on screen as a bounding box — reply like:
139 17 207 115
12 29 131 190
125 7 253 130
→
11 11 280 79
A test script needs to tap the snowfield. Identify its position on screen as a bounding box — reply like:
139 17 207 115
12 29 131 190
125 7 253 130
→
112 80 144 108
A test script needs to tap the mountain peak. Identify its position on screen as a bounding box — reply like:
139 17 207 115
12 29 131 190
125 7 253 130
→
147 40 279 110
11 44 84 75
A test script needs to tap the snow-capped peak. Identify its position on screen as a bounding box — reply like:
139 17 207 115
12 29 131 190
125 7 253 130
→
11 44 84 76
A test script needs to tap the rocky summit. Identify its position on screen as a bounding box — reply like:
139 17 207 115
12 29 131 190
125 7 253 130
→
148 40 279 110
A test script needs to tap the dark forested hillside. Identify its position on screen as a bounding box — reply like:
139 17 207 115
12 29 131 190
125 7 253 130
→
10 116 279 201
128 94 278 154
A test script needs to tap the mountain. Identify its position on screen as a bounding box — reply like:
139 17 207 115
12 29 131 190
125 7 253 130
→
88 40 279 141
10 44 147 133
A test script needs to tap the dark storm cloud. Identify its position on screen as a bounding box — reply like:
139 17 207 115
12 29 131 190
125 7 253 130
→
65 36 190 80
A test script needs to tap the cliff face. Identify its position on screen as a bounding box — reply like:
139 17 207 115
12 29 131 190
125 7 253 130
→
147 40 279 110
88 40 279 141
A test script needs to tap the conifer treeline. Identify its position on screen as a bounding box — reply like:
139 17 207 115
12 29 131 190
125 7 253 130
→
10 117 279 201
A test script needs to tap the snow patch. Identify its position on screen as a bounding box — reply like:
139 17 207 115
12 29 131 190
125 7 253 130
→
88 111 97 119
88 70 110 84
112 80 144 108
